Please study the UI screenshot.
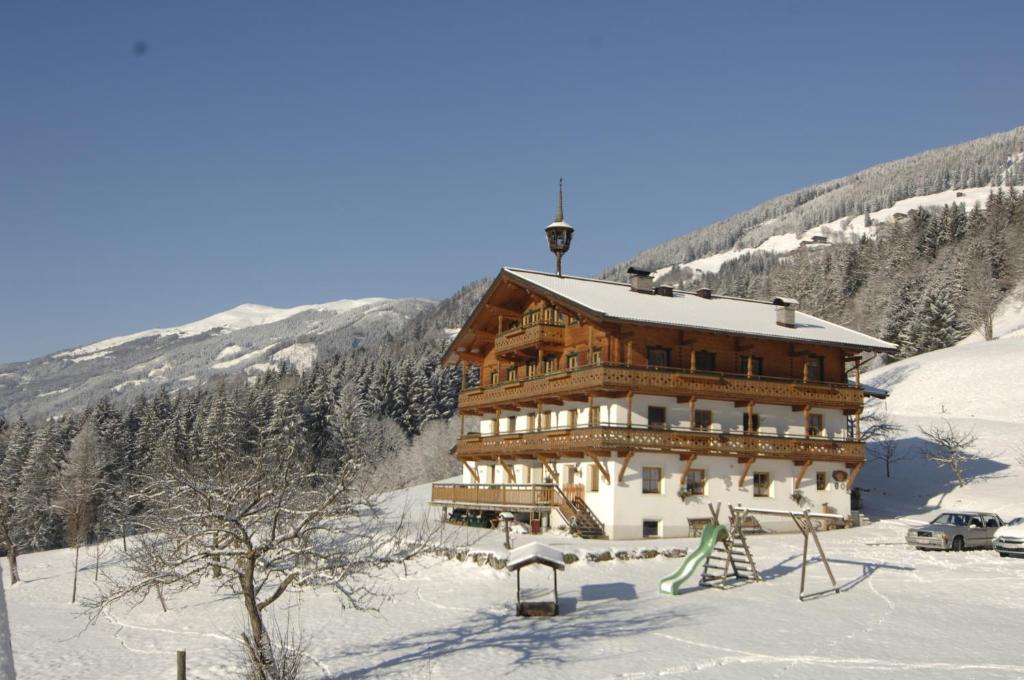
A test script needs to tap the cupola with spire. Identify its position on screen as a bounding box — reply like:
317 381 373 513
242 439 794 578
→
545 178 574 277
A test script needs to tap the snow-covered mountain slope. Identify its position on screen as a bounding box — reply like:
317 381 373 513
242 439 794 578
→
0 297 435 419
857 296 1024 520
606 124 1024 283
652 185 1018 281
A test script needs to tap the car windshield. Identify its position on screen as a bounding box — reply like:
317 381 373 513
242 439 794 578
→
931 513 968 526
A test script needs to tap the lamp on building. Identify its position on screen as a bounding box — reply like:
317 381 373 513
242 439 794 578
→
545 178 574 277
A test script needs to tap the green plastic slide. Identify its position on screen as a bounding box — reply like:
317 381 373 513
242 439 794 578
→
659 523 727 595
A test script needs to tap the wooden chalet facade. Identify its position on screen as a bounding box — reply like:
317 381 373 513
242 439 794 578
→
432 266 896 539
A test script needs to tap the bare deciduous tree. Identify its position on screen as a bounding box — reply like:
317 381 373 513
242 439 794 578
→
86 414 428 679
918 419 979 487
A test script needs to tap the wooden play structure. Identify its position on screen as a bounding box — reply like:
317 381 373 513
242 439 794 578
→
661 502 845 601
699 503 762 588
507 542 565 616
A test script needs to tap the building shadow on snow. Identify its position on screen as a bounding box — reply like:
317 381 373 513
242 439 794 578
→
579 582 637 602
859 435 1010 519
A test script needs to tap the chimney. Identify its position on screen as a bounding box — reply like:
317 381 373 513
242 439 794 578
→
696 288 713 299
627 267 655 293
773 297 799 327
654 285 675 297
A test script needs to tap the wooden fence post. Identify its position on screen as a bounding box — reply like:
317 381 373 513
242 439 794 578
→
177 649 186 680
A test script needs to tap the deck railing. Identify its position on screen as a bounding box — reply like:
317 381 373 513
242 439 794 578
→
494 321 565 355
430 483 557 508
455 425 864 463
459 362 863 412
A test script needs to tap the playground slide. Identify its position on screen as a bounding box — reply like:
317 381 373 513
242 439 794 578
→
659 523 727 595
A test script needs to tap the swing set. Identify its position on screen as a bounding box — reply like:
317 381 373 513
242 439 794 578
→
680 502 846 601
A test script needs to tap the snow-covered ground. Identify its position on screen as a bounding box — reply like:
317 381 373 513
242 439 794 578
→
5 300 1024 679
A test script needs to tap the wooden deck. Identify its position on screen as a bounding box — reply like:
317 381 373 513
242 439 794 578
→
430 483 558 510
455 425 864 463
458 363 864 413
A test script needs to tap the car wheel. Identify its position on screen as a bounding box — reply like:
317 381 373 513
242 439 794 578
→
951 536 965 552
998 552 1008 558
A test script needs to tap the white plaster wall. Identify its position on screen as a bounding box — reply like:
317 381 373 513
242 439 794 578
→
607 453 852 539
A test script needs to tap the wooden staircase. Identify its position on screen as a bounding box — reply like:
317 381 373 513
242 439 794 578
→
554 484 607 539
700 504 762 588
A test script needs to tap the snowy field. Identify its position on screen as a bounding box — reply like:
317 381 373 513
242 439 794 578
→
5 296 1024 679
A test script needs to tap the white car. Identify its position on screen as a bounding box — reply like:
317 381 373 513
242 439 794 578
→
993 517 1024 557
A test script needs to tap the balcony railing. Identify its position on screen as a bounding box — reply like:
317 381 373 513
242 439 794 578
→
455 424 864 463
460 362 863 412
494 321 565 356
430 483 558 508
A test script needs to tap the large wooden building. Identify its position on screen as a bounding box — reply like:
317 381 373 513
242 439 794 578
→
431 200 895 539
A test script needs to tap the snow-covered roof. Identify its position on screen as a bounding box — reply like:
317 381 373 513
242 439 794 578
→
505 268 896 353
507 542 566 571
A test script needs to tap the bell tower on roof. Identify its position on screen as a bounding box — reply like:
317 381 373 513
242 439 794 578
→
545 178 574 277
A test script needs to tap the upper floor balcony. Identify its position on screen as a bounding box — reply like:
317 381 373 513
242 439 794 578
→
454 424 864 464
493 319 566 357
459 362 864 413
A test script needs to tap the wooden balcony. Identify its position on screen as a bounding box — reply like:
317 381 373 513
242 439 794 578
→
460 363 864 412
430 483 558 509
494 321 565 356
455 425 865 463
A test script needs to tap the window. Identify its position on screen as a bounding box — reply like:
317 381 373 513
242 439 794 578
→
566 352 579 370
642 520 660 538
740 355 764 376
568 315 580 326
647 347 670 367
506 416 516 432
693 410 712 431
543 354 559 373
642 467 662 494
587 464 600 492
590 346 603 364
816 471 827 491
685 469 706 496
482 465 495 484
695 351 716 371
753 472 771 497
742 412 760 433
808 413 824 437
806 355 824 382
648 406 667 430
489 369 499 385
505 365 517 382
524 361 538 378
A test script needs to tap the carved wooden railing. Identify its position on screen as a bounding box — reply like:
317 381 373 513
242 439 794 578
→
460 363 863 412
455 425 864 463
494 321 565 355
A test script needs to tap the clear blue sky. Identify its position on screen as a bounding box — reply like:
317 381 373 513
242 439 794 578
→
3 1 1024 363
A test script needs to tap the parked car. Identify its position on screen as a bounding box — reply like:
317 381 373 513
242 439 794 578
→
905 511 1004 551
993 517 1024 557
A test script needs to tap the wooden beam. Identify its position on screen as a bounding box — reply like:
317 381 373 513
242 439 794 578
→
738 457 755 487
803 404 811 438
689 396 697 426
538 457 559 483
855 409 862 440
463 461 479 483
617 451 634 483
498 457 516 483
854 356 862 388
846 461 864 489
588 453 611 484
485 302 522 318
680 453 697 485
794 459 812 489
626 390 633 428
